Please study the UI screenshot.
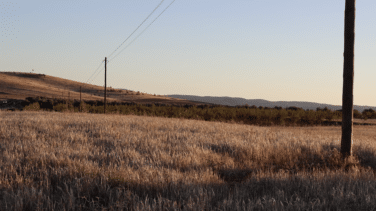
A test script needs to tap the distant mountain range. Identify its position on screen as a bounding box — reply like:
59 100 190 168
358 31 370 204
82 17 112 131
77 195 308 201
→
167 95 376 112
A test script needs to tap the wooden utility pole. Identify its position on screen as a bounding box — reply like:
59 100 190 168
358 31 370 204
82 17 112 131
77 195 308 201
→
80 86 82 112
104 57 107 114
341 0 356 158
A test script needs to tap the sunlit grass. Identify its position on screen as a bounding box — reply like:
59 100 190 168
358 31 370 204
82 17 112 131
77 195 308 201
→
0 110 376 210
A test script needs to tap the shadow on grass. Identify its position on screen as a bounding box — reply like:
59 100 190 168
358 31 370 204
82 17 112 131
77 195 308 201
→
3 166 376 210
3 143 376 210
201 141 376 185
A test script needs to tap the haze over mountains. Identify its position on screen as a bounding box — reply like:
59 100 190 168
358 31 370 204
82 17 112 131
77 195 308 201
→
168 95 376 113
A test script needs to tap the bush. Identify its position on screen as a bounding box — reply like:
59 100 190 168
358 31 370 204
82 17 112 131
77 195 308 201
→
53 103 68 112
40 101 54 110
353 109 362 119
362 109 376 119
79 101 88 112
23 102 40 111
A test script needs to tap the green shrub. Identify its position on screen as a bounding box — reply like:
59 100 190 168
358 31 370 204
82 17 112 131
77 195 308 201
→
23 102 41 111
53 103 69 112
353 109 362 119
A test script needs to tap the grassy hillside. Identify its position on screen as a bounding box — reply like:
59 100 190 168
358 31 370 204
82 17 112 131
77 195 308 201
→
0 72 203 105
1 110 376 210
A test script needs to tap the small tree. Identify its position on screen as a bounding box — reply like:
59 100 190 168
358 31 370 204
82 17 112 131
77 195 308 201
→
353 109 362 119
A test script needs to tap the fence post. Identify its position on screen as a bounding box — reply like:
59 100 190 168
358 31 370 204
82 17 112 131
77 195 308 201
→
104 57 107 114
80 86 82 112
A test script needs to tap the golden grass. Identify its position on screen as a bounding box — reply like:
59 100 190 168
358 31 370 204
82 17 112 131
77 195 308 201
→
0 72 201 106
1 110 376 210
0 72 108 101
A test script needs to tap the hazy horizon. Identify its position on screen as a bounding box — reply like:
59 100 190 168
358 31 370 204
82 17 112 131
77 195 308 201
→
2 1 376 107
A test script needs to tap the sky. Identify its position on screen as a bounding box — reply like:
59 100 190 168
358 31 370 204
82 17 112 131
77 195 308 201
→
1 0 376 107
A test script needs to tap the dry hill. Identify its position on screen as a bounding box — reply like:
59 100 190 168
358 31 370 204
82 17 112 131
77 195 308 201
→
0 72 204 106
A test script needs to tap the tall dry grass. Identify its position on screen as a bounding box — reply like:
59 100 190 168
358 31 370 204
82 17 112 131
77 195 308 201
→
1 110 376 210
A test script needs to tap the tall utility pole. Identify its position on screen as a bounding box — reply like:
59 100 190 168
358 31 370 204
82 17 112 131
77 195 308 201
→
104 57 107 114
341 0 356 158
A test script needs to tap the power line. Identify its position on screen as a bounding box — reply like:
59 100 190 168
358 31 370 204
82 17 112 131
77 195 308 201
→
85 1 167 85
107 0 165 59
87 61 110 84
88 66 105 84
108 0 176 62
86 60 104 83
85 0 176 87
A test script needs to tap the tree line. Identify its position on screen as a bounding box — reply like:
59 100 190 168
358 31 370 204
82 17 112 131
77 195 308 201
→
22 97 376 126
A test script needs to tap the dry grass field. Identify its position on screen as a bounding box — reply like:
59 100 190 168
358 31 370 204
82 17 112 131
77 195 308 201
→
1 110 376 210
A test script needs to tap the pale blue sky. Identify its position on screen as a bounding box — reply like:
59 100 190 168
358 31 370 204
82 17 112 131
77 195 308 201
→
1 1 375 107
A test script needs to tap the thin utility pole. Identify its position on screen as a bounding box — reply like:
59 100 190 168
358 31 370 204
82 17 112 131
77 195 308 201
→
80 86 82 112
341 0 356 158
104 57 107 114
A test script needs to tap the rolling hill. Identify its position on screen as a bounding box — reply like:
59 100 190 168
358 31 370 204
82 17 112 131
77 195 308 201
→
0 72 206 109
2 72 375 113
167 95 376 113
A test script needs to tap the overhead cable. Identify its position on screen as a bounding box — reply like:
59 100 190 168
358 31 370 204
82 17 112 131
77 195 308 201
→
109 0 176 62
86 60 104 83
107 0 165 59
88 66 105 84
